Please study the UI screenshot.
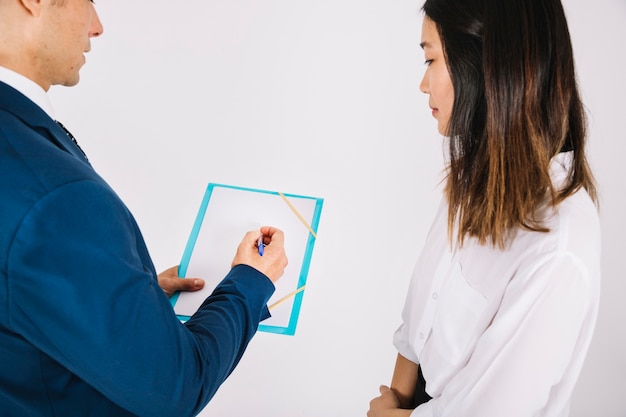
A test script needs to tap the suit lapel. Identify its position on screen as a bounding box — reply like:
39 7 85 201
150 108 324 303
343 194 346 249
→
0 81 89 163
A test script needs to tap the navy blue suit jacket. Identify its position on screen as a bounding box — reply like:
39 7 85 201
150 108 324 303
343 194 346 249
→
0 81 274 416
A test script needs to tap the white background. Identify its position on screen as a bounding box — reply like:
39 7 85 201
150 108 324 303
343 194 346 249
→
50 0 625 415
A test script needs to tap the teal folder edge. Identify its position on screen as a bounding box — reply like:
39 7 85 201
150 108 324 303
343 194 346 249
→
170 182 324 336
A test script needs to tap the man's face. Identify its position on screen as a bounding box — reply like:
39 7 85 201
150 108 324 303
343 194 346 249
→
33 0 103 90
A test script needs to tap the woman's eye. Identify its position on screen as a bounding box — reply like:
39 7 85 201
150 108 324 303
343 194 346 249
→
424 59 434 66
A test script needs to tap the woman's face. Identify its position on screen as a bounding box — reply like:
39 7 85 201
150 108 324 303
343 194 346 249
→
420 16 454 136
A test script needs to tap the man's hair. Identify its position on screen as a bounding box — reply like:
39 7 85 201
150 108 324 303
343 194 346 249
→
422 0 597 248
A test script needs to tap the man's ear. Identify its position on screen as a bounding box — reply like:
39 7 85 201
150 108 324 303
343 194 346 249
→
18 0 45 17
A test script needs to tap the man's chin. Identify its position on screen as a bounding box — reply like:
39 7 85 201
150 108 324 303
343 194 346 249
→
61 74 81 87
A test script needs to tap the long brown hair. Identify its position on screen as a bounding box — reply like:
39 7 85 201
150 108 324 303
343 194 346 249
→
423 0 597 248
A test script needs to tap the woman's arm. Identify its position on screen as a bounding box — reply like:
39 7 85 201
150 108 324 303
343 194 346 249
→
391 353 419 409
367 354 419 417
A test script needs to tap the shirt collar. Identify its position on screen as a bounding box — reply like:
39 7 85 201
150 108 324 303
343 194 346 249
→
0 66 56 119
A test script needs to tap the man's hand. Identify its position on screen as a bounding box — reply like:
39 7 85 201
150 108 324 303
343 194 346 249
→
157 265 205 298
232 226 288 283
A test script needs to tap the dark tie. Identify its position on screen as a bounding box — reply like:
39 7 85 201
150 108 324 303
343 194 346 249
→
55 121 89 161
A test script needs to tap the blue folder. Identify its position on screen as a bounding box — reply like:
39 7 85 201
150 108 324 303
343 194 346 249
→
171 183 323 335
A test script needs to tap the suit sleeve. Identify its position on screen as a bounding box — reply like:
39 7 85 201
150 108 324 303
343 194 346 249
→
7 180 274 417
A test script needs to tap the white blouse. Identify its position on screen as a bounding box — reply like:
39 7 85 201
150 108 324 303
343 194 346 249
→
394 152 601 417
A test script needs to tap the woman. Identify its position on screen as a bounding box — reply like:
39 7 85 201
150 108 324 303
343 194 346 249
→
368 0 600 416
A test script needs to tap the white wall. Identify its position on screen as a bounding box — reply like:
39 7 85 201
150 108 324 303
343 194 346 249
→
50 0 626 415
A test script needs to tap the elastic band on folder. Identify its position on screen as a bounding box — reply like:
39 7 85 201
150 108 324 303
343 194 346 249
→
278 191 318 239
269 285 307 311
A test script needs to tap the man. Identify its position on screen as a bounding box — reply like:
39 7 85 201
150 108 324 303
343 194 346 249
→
0 1 288 416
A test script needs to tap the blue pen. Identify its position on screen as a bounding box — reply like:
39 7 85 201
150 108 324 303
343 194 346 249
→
258 235 264 256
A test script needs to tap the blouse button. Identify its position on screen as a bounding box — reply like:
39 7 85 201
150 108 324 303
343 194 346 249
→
432 292 438 300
